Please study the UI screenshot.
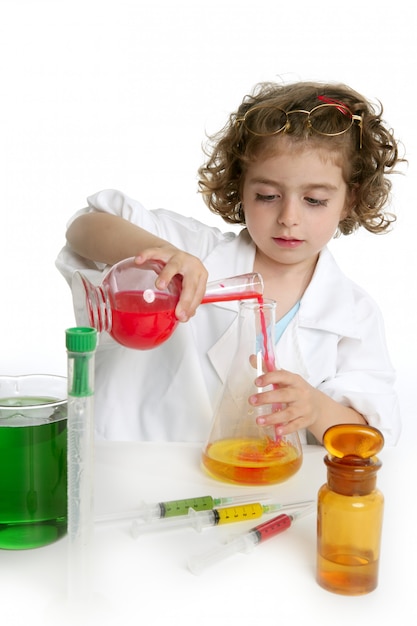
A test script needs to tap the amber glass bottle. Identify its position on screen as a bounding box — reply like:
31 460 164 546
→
316 424 384 595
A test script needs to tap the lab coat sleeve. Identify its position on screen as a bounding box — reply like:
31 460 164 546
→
56 188 234 286
85 189 231 257
317 293 401 447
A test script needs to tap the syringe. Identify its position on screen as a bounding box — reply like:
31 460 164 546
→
131 500 314 538
96 491 270 524
188 504 315 575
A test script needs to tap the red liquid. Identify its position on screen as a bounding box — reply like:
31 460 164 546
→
254 513 292 541
258 300 275 372
201 291 263 304
111 291 179 349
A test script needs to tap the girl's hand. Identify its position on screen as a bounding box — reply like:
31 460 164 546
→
249 369 366 442
249 369 320 436
135 246 208 322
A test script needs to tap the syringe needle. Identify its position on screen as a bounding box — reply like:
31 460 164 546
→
188 504 315 575
96 491 270 524
131 500 314 538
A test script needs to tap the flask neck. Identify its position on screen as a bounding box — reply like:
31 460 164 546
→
73 272 112 333
324 455 381 496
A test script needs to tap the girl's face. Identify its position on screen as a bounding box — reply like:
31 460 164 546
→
241 140 352 273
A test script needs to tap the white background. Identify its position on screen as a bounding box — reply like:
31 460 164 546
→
0 0 415 399
0 4 416 623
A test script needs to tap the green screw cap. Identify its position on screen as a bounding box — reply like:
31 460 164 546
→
66 327 98 353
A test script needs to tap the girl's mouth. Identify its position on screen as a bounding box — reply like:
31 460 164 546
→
273 237 304 249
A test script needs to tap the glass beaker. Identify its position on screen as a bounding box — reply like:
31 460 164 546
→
0 375 67 549
202 299 303 485
72 257 263 350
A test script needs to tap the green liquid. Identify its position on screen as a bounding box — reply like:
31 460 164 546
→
161 496 215 517
0 396 67 549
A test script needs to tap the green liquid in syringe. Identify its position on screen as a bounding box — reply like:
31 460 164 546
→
159 496 216 517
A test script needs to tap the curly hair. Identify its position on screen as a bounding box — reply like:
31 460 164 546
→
198 81 404 235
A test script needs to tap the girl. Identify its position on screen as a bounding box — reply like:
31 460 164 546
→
56 80 403 445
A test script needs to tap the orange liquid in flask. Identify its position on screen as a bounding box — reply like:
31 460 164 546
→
202 437 302 485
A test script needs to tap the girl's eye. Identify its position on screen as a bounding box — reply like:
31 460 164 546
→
256 193 277 202
305 197 328 207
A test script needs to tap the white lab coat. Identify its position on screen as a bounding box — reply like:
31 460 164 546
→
56 189 401 446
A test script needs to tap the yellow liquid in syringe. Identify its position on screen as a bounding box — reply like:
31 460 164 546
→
214 502 265 524
202 437 302 485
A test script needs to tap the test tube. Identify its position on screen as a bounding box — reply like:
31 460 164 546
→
201 273 264 304
66 327 98 605
131 500 314 538
96 491 270 524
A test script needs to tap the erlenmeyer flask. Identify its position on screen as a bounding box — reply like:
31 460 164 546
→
202 299 303 485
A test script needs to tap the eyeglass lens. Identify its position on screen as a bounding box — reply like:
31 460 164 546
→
243 104 353 136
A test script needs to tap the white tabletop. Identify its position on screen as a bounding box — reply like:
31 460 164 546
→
2 404 416 626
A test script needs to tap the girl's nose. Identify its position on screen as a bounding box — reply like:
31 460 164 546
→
277 198 300 226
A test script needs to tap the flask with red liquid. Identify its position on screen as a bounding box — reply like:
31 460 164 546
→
72 257 263 350
316 424 384 595
201 299 303 485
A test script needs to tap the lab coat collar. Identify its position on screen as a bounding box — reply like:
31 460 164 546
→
298 247 360 339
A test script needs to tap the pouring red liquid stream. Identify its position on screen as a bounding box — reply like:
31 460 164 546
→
205 291 275 369
205 290 275 373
